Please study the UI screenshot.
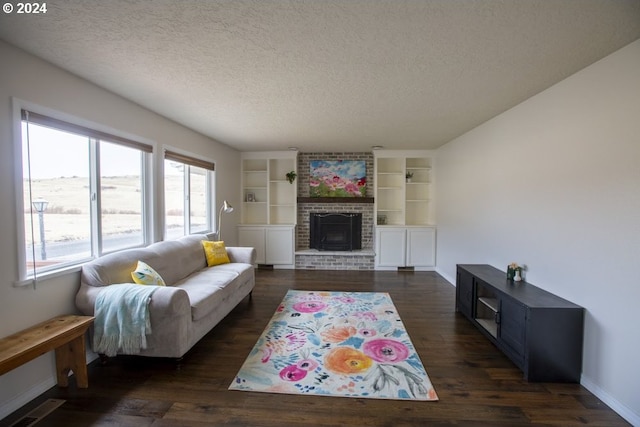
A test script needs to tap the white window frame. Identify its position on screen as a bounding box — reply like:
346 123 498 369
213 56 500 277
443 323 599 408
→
162 146 216 240
12 99 156 286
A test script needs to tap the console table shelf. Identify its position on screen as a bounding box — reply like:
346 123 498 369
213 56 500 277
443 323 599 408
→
456 264 584 382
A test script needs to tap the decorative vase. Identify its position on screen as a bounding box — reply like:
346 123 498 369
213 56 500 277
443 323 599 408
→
514 270 522 282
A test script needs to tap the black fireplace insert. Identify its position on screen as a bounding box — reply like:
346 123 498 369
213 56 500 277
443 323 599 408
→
310 212 362 251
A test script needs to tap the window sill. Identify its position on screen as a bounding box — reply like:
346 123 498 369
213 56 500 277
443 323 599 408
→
14 264 83 288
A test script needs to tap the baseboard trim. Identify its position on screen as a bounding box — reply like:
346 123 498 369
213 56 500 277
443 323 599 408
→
580 375 639 426
0 377 56 421
435 267 455 286
0 352 99 421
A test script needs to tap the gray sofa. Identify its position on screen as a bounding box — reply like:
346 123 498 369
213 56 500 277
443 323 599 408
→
75 234 256 358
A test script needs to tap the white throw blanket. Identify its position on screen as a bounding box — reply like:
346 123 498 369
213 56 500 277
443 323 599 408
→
93 283 159 357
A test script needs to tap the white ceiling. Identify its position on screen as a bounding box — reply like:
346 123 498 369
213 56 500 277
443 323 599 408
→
1 1 639 153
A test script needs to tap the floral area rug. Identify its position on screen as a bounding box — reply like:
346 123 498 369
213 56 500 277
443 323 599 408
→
229 290 438 401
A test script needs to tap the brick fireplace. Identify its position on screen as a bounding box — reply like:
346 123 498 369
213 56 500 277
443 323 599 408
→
295 152 375 270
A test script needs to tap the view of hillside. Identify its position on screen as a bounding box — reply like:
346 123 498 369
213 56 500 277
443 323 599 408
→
24 174 206 262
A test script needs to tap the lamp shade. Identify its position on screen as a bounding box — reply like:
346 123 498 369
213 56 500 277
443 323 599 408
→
222 200 233 213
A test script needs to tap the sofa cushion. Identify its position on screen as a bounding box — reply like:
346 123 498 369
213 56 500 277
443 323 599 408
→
174 263 254 321
202 240 230 266
207 262 254 276
146 235 207 285
131 260 166 286
175 269 237 321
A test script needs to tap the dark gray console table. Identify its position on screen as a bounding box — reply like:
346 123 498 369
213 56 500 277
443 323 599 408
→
456 264 584 382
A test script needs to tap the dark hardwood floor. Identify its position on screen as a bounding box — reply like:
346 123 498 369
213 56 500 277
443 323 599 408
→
2 270 629 426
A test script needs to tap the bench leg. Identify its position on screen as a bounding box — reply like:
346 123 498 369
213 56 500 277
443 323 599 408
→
55 333 89 388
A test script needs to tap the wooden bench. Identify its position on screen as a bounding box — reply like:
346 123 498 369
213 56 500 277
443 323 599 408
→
0 315 94 388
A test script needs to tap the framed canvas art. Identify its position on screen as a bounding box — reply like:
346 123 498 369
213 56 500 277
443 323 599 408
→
309 160 366 197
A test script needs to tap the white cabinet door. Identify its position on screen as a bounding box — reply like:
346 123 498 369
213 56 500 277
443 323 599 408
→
238 227 266 264
376 228 407 267
265 227 295 266
239 225 295 267
376 226 436 269
407 227 435 267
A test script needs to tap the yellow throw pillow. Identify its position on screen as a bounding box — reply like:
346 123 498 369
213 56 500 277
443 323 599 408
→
202 240 230 266
131 260 166 286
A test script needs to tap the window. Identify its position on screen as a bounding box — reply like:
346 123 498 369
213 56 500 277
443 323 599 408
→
164 150 214 240
100 141 146 252
20 109 152 280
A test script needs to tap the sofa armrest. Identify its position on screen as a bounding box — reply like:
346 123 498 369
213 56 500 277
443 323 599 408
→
76 283 190 317
148 286 191 316
226 247 257 265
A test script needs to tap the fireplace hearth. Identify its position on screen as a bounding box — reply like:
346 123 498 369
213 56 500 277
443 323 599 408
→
310 213 362 251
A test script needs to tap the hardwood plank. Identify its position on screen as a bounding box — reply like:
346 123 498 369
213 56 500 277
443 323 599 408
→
2 270 630 427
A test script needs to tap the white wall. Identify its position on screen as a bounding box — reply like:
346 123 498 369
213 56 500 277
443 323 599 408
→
436 39 640 424
0 40 241 418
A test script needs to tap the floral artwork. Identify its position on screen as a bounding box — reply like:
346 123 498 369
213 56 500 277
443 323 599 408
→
309 160 366 197
229 291 438 401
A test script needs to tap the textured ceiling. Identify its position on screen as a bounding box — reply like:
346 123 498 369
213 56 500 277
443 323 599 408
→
1 1 639 152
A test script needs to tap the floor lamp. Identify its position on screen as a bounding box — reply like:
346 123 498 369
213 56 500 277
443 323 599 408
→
217 200 233 241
